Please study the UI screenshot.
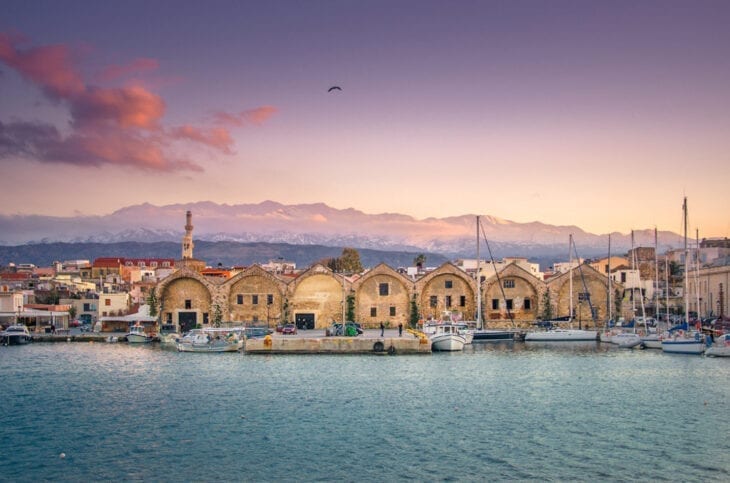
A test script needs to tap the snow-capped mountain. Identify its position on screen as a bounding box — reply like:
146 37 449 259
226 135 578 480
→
0 200 683 258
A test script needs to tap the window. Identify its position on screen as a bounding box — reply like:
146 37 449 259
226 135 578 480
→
578 292 590 302
445 280 453 289
203 313 209 324
492 299 499 310
253 315 259 322
151 262 158 268
506 299 513 310
162 261 170 268
166 313 172 323
102 311 107 317
105 299 111 306
445 295 452 307
524 298 531 310
389 306 396 316
379 283 389 296
252 295 259 305
185 299 192 309
621 273 626 283
430 296 437 308
237 294 243 304
267 294 273 305
371 307 377 317
83 303 91 311
459 295 466 307
503 279 515 288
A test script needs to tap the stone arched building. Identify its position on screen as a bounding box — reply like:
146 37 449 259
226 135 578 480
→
286 264 349 330
413 263 477 322
352 263 412 328
156 267 219 333
483 262 543 328
546 264 617 328
225 265 288 327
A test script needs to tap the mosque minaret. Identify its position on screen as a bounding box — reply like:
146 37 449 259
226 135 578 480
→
182 210 194 259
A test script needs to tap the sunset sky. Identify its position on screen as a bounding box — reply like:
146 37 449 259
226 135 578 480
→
1 0 728 237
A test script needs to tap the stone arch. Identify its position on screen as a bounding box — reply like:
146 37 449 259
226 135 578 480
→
483 263 544 328
156 267 215 330
224 265 288 326
287 264 347 329
547 264 611 327
414 263 476 322
352 263 413 328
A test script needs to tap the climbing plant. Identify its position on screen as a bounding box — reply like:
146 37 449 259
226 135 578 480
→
409 293 420 328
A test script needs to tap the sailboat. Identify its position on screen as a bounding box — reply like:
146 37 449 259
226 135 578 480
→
471 216 515 342
640 228 664 349
610 231 642 348
661 197 706 355
525 235 598 342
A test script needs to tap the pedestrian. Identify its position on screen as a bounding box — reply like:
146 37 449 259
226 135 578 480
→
380 321 385 337
398 322 403 337
50 323 56 334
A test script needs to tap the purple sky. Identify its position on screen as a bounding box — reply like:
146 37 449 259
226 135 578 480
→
1 0 729 237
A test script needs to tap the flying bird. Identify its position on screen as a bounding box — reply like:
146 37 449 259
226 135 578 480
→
327 86 342 92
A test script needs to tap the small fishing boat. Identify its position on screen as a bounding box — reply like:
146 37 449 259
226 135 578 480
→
125 323 153 343
705 333 730 357
425 323 466 351
177 328 244 353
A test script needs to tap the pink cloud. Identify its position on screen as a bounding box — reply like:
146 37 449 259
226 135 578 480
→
0 33 85 99
72 85 166 129
96 57 159 82
169 125 233 153
213 106 277 126
0 32 276 173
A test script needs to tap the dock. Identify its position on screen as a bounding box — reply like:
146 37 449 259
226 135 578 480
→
245 335 431 354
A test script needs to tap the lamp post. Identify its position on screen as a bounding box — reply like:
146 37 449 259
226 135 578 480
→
341 272 347 335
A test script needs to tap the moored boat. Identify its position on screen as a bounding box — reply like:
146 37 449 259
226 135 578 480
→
425 323 466 351
125 323 153 343
611 332 642 348
177 328 244 353
705 333 730 357
661 331 706 355
0 324 31 345
472 329 515 341
525 328 598 342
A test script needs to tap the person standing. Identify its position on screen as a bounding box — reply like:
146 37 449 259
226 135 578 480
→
398 322 403 337
380 321 385 337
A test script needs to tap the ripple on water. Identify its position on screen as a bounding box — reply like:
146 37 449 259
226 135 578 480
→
1 343 729 481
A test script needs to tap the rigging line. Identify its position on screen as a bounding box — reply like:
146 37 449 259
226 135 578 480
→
479 218 515 328
572 237 598 324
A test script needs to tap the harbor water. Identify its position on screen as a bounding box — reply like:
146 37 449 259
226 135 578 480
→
1 342 728 482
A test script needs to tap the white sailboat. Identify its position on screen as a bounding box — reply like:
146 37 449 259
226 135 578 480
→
662 197 706 355
609 231 643 349
526 234 597 342
641 228 664 349
471 216 515 342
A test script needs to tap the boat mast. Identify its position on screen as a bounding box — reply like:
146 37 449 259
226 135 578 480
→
476 215 482 330
665 256 670 323
682 196 689 329
696 228 701 320
569 234 573 323
606 233 611 328
654 227 659 322
631 230 636 321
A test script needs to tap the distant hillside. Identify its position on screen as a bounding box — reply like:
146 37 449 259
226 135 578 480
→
0 241 451 269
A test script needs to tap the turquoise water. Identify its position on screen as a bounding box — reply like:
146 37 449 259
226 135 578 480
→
1 342 729 482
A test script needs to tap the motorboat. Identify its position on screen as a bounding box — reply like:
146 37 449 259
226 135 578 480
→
424 323 466 351
705 333 730 357
177 328 244 353
610 332 642 348
525 328 597 342
452 323 474 344
0 324 31 345
125 323 153 343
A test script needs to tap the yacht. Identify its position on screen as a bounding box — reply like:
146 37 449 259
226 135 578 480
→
424 323 466 351
1 324 31 345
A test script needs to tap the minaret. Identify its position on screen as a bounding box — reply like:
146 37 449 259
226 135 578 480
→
182 210 194 260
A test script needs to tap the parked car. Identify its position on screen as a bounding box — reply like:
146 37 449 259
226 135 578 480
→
281 324 297 335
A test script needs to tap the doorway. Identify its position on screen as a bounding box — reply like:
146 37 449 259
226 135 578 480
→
295 313 315 330
178 311 197 333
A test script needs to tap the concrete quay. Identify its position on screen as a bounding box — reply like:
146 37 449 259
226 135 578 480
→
30 333 111 343
246 330 431 354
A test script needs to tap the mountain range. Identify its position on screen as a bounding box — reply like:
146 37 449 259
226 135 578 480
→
0 201 685 266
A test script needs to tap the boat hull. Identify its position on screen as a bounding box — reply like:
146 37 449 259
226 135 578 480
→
661 336 705 355
431 334 466 351
640 335 663 349
177 341 242 352
525 330 597 342
2 334 31 345
126 333 152 343
705 346 730 357
611 333 642 348
472 330 515 341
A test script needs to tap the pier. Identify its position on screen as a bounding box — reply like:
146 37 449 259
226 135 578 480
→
245 333 431 354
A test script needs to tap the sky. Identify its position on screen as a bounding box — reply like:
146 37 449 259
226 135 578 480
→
1 0 729 237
